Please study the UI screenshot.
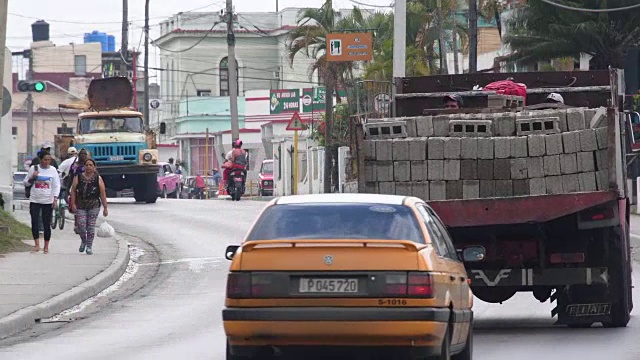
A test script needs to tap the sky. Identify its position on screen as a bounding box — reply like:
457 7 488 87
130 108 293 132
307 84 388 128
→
7 0 393 69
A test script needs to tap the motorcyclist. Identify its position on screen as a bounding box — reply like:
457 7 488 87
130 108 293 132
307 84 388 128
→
194 174 206 199
222 139 248 192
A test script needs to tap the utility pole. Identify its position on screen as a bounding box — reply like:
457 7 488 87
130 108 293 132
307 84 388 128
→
468 0 478 73
26 51 34 155
392 0 406 118
143 0 150 129
121 0 129 77
226 0 240 142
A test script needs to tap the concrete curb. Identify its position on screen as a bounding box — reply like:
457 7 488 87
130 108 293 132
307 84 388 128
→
0 218 130 339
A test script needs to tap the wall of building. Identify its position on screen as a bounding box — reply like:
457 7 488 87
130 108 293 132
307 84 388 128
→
1 47 14 211
33 42 103 75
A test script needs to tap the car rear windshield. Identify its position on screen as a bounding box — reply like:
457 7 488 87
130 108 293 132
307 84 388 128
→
246 203 425 243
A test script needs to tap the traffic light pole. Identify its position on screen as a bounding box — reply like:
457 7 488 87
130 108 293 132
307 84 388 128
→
26 51 34 155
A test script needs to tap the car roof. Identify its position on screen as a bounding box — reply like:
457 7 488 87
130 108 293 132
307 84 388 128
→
274 193 412 206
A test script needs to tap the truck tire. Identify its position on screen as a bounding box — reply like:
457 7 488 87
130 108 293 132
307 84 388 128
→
145 174 158 204
603 223 631 328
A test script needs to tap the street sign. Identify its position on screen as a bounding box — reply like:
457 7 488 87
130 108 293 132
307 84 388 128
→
286 112 307 131
302 94 312 106
326 32 373 62
2 86 11 117
150 99 161 109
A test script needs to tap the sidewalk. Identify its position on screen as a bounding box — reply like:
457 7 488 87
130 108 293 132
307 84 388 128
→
0 201 129 339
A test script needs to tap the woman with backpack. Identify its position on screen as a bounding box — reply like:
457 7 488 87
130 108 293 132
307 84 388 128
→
23 151 61 254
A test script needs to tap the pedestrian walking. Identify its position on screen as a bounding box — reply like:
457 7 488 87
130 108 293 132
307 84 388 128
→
70 159 108 255
23 151 60 254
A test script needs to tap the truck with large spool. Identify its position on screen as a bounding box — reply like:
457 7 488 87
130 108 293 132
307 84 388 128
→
355 68 635 328
59 77 163 203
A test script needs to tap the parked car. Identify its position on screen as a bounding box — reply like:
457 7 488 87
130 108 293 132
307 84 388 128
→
222 193 483 360
258 159 274 196
12 172 28 200
157 162 180 198
180 176 218 199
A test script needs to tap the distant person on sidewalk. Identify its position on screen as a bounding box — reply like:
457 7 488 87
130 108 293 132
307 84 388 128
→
70 159 108 255
61 148 88 234
23 151 60 254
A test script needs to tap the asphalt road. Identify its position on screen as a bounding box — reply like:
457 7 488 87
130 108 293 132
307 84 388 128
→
0 198 638 359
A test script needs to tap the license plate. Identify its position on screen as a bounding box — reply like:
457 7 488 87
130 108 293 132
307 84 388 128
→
299 278 358 293
109 156 124 161
234 178 242 182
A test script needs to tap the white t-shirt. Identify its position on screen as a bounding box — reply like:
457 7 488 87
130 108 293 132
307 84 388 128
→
58 156 77 177
23 165 61 204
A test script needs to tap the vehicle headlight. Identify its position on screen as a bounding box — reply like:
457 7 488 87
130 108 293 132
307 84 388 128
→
143 153 152 161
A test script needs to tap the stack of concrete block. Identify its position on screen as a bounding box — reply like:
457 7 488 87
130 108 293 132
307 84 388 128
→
362 107 611 200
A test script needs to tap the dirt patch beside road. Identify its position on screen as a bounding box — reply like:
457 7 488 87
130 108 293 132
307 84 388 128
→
0 209 32 254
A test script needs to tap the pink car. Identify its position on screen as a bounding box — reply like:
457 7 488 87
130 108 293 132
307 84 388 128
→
258 159 274 196
157 162 181 198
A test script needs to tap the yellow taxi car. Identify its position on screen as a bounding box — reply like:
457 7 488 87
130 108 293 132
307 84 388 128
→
223 193 485 360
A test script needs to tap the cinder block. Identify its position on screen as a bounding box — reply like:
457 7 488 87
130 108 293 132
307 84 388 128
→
433 115 450 137
529 178 546 195
510 158 528 179
416 116 434 137
446 180 463 200
596 170 608 190
566 108 586 131
527 135 546 157
363 140 376 160
595 149 609 170
463 180 480 199
412 182 429 200
543 155 561 176
392 138 410 161
444 160 461 180
511 137 528 158
578 172 597 192
494 113 517 136
513 179 530 196
444 138 461 159
516 117 560 136
480 180 496 198
449 120 493 137
527 157 544 178
549 110 568 132
494 137 511 159
559 153 578 174
478 159 494 180
395 182 413 196
365 120 408 139
460 160 478 180
545 133 563 155
429 181 446 200
409 138 428 161
577 152 595 172
495 180 513 197
428 137 445 160
364 182 378 194
376 139 393 161
545 175 564 194
562 131 580 154
376 161 394 182
405 117 418 137
579 129 598 152
494 159 511 180
477 138 494 159
427 160 445 180
394 161 411 182
461 138 479 159
379 182 396 195
365 161 376 182
595 127 608 149
562 174 579 193
589 108 606 128
411 161 428 181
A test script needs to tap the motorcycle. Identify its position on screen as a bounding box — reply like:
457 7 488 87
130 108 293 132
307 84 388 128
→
227 169 246 201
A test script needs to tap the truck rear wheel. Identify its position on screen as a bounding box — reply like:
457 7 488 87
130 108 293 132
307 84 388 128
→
603 223 631 328
144 174 158 204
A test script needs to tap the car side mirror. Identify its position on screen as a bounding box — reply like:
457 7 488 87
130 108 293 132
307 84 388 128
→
459 246 486 262
225 245 240 260
160 122 166 135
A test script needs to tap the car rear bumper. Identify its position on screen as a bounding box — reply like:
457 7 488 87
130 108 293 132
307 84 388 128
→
223 307 464 347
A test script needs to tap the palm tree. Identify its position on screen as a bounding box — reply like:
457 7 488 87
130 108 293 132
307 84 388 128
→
479 0 503 38
503 0 640 69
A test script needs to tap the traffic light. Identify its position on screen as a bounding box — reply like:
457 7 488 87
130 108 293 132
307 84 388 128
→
17 80 46 93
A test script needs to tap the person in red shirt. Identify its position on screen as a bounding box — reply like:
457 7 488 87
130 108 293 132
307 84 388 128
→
222 140 248 187
194 174 206 198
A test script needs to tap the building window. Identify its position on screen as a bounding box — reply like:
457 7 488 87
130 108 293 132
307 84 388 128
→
219 57 239 96
197 90 212 96
11 126 17 136
75 55 87 76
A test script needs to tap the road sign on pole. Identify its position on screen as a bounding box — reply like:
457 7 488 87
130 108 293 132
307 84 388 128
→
286 112 307 131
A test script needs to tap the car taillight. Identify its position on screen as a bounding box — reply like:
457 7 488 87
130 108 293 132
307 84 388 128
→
250 273 273 296
580 207 615 222
549 252 585 264
382 272 433 298
226 272 251 298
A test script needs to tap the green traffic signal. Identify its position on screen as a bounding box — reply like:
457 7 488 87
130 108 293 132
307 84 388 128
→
17 80 46 93
33 81 45 92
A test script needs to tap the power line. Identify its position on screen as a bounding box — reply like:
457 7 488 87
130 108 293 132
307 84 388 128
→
347 0 393 8
145 21 224 53
144 64 319 85
539 0 640 13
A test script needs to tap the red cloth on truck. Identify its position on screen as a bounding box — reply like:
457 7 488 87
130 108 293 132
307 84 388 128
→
483 80 527 105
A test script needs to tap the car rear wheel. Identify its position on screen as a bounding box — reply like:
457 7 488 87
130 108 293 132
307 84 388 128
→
428 323 451 360
452 317 473 360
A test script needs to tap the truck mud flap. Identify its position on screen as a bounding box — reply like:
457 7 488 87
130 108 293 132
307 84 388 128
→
468 267 609 287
